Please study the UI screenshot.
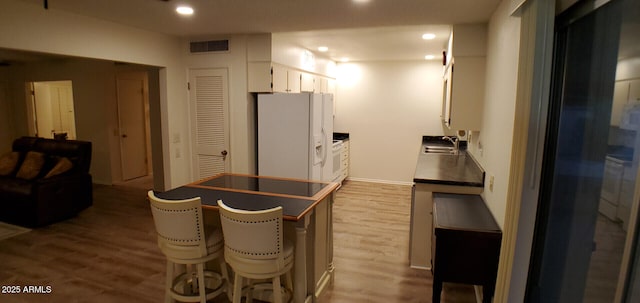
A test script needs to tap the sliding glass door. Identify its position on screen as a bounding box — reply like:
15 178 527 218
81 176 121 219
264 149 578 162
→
527 0 640 302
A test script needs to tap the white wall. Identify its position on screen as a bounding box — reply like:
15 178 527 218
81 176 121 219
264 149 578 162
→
272 34 337 77
334 60 446 184
466 0 521 228
0 0 188 189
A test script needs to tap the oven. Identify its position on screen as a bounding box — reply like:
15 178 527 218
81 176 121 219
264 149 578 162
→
332 140 344 182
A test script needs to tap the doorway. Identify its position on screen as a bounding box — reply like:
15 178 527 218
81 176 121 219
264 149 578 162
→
116 71 152 182
27 80 76 140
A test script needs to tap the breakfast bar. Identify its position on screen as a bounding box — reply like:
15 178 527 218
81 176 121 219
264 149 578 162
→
156 173 339 303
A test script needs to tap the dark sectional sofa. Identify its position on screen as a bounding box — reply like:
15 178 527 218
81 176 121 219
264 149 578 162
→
0 136 93 227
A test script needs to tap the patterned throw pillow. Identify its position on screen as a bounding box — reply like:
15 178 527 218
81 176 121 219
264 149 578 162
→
16 151 46 180
44 157 74 178
0 152 19 176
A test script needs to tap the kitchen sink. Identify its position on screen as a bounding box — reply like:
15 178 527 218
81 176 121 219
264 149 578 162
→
424 146 457 154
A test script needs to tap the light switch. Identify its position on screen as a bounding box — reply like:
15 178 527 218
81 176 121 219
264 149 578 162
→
489 175 495 192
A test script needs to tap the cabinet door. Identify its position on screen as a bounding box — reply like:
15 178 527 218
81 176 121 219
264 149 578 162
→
319 77 328 93
448 56 485 130
611 81 630 126
410 185 433 269
272 65 288 93
442 63 453 126
287 70 301 93
300 72 315 92
248 62 274 93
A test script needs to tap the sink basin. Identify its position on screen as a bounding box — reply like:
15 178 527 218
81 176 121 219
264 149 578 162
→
424 146 457 154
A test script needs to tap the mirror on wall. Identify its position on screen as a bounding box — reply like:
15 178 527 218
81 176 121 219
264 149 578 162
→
26 80 76 140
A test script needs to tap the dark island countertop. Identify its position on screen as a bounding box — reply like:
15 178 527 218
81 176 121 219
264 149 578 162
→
413 138 484 187
155 173 339 221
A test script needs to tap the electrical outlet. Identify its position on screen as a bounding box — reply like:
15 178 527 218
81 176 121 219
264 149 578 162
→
489 175 495 192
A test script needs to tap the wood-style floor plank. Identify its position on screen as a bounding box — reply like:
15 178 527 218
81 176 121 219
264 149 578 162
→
319 181 475 303
0 180 475 302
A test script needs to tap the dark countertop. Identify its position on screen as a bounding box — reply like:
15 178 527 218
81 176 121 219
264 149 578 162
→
433 193 500 232
155 173 339 221
414 137 484 187
333 132 350 141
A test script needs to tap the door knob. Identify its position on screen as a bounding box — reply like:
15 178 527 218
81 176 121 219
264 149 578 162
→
221 150 228 156
122 134 128 138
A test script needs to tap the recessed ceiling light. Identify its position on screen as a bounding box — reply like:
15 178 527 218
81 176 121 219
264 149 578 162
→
176 6 194 15
424 55 435 60
318 46 329 52
353 0 371 3
340 58 350 63
422 33 436 40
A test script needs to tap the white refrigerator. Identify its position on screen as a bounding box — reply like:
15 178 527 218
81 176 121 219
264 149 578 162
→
258 93 333 182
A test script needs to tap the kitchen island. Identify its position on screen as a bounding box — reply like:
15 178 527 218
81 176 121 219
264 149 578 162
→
156 173 339 303
410 137 484 269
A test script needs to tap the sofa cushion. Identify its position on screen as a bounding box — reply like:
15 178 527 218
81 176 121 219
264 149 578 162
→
44 157 74 178
0 151 19 176
0 176 33 196
16 151 46 180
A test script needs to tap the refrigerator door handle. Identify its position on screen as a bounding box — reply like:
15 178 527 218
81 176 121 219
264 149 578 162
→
321 127 327 166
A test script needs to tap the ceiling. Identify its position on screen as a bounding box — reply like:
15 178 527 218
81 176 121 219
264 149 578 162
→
5 0 502 63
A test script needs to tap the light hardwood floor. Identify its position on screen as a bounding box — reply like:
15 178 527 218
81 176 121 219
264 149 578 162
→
0 180 475 302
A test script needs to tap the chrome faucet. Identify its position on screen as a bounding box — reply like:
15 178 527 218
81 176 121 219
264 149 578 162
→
442 136 459 152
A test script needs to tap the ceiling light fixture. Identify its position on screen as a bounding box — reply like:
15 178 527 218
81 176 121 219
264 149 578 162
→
424 55 435 60
318 46 329 52
422 33 436 40
176 6 194 15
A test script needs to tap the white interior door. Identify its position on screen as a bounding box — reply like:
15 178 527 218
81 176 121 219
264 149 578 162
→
49 82 76 139
32 81 76 139
189 68 230 180
33 82 54 138
117 77 148 181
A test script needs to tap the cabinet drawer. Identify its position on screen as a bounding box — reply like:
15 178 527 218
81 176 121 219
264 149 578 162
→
598 198 618 220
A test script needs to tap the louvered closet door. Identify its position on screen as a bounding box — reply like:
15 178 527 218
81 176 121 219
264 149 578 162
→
189 68 230 180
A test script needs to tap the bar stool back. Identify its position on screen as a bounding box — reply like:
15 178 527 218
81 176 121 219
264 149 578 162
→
148 191 229 303
217 199 294 303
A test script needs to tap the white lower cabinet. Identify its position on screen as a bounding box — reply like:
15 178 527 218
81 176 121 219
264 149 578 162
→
409 183 482 269
340 140 349 182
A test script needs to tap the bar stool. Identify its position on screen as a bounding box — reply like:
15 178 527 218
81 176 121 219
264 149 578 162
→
217 199 294 303
147 191 230 303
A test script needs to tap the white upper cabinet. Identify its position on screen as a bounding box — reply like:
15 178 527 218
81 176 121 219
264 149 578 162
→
272 64 289 93
442 24 488 130
248 61 337 95
611 79 640 127
300 72 315 92
611 81 630 126
287 69 302 93
247 34 336 94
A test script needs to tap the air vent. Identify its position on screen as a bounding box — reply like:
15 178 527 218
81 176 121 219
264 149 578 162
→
190 40 229 53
